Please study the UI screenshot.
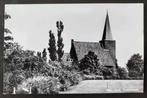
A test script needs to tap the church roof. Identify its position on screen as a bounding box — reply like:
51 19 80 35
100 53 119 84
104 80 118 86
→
72 41 115 66
102 12 113 40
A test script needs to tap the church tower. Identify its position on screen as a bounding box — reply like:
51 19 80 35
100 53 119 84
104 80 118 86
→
100 12 116 60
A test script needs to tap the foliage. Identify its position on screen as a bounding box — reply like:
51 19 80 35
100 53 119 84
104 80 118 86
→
4 13 13 51
3 42 24 94
42 48 47 61
3 70 26 94
79 51 117 79
99 66 114 79
3 42 48 93
37 52 41 58
3 72 13 94
48 61 82 91
4 50 83 94
3 42 24 72
18 76 60 94
116 66 129 79
56 21 64 61
126 53 144 79
79 51 101 74
48 30 57 61
9 70 26 88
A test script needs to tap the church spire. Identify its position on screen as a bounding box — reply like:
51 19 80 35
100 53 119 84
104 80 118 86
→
102 11 113 40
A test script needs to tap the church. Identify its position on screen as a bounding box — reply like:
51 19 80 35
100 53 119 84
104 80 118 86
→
69 12 117 69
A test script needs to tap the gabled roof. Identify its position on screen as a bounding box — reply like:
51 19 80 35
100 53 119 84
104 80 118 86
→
102 12 113 41
72 41 115 66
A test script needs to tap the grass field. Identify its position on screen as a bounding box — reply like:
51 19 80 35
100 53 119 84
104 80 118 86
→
60 80 143 94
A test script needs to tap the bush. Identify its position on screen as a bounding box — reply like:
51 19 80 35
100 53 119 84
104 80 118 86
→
50 62 82 85
18 76 60 94
116 66 129 79
3 72 13 94
99 66 114 79
56 67 82 89
3 70 26 94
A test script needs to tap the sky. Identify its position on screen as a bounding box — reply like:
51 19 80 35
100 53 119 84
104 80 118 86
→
5 4 144 67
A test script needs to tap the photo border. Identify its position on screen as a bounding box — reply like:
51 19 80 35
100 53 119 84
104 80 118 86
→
0 0 146 98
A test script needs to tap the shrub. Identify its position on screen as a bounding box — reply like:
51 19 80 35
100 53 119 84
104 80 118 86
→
50 62 82 86
69 72 82 86
82 68 91 75
58 72 82 91
18 76 60 94
99 66 114 79
3 70 26 94
57 68 82 88
116 66 129 79
3 72 13 94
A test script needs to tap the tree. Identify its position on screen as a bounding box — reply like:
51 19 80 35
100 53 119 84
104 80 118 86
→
56 21 64 61
126 53 144 79
42 48 47 61
3 43 25 93
79 51 101 74
48 30 57 61
4 42 24 72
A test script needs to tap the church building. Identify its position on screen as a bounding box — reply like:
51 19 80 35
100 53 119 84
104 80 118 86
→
69 12 117 69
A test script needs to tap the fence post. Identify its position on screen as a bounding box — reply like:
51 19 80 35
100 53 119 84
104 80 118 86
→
29 87 32 94
13 87 16 94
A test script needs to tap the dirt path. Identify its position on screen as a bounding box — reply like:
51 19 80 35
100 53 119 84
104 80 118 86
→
60 80 143 94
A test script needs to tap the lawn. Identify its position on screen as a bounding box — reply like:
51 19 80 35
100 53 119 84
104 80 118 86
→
60 80 143 94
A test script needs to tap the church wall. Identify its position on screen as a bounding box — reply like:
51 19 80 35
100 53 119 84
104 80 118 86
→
103 40 116 60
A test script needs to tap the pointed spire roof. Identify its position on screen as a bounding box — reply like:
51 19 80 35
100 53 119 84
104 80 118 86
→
102 11 113 40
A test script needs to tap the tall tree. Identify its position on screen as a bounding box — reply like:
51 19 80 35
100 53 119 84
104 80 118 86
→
42 48 47 61
56 21 64 61
48 30 57 61
126 53 144 79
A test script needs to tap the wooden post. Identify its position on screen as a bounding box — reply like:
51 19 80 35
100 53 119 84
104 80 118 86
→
29 87 32 94
13 87 16 94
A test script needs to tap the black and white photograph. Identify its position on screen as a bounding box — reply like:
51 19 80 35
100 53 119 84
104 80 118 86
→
3 4 144 94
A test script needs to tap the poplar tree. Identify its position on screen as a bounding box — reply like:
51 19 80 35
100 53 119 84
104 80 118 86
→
48 30 57 61
56 21 64 61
